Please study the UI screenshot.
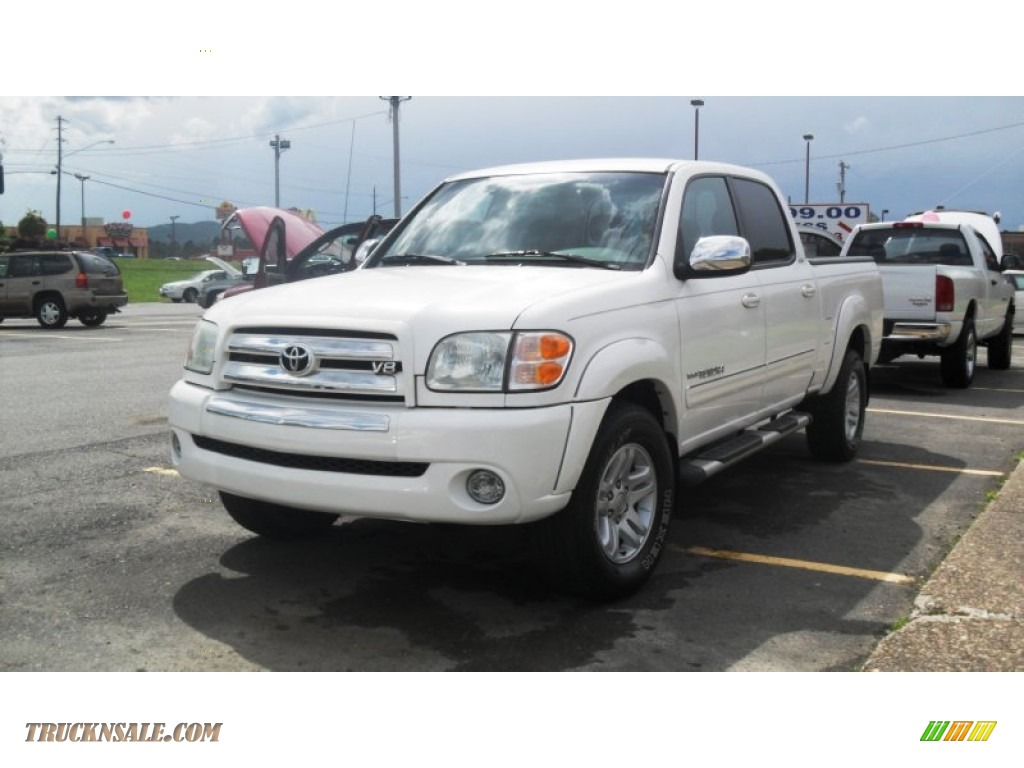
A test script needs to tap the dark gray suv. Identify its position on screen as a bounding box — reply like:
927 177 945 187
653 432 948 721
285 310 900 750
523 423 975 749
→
0 250 128 328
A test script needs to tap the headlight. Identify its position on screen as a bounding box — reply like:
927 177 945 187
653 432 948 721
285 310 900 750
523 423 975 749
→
426 331 573 392
427 332 510 391
185 320 218 374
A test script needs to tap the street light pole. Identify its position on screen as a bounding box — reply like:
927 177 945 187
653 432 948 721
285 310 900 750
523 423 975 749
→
54 136 114 241
803 133 814 204
170 215 180 255
74 173 90 247
690 99 704 160
881 209 889 221
269 134 291 207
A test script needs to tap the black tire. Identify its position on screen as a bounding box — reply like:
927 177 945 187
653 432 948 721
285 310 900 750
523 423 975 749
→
219 491 339 540
986 311 1014 370
940 318 977 388
183 287 198 303
79 310 108 327
532 402 676 600
35 295 68 329
805 348 867 463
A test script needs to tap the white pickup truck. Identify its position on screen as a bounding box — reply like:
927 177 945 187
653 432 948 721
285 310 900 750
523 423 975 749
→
169 158 883 599
840 210 1015 388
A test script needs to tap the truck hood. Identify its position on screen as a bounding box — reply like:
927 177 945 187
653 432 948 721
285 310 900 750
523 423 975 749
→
204 265 636 332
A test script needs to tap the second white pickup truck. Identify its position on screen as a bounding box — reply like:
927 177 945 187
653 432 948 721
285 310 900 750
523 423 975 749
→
841 212 1015 388
169 158 883 599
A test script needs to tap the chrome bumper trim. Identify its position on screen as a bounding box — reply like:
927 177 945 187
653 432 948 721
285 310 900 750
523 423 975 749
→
205 394 390 432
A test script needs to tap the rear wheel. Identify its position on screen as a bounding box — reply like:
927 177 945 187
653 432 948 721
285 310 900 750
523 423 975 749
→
533 402 676 600
79 310 108 327
940 319 976 388
805 348 867 463
219 491 339 539
36 296 68 329
986 311 1014 370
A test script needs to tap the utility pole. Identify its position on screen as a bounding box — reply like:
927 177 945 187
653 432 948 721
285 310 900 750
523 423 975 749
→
837 161 850 204
803 134 814 204
380 97 411 217
269 134 291 207
55 115 67 239
690 99 704 160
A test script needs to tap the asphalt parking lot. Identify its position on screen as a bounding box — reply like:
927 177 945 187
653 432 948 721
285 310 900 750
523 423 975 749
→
1 303 1021 671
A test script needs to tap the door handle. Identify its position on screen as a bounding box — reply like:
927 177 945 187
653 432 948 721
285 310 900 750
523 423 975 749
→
801 284 817 298
741 293 761 309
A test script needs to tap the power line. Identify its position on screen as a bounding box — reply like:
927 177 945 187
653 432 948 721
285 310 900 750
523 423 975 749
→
751 120 1024 167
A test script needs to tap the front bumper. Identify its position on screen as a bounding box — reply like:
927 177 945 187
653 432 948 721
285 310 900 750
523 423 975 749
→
169 381 596 525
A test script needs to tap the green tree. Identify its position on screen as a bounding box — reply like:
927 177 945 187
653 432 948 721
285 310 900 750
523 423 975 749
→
18 210 48 240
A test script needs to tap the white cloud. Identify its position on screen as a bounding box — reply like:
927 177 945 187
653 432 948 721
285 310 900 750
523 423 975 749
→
844 116 870 134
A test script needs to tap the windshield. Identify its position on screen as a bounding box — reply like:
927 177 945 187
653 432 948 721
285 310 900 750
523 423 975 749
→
368 171 666 270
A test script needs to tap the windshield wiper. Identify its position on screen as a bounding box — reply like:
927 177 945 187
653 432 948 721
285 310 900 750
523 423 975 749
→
378 253 463 266
484 250 620 270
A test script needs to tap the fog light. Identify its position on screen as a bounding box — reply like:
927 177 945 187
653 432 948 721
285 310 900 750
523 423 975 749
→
171 432 182 464
466 470 505 505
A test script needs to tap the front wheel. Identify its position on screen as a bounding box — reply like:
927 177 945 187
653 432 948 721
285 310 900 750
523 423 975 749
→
183 288 198 303
805 348 867 463
940 319 977 388
219 491 339 539
532 402 676 600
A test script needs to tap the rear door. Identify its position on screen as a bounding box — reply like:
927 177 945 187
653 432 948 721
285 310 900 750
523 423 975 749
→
675 175 766 441
731 177 821 409
4 254 42 313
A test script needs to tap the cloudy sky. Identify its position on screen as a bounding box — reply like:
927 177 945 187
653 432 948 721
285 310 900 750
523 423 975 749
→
2 4 1022 235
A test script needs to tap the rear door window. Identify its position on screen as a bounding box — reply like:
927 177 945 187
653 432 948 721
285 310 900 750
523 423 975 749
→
729 177 794 266
9 254 42 277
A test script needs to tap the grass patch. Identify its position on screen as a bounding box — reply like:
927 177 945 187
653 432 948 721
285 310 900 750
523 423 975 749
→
116 258 219 303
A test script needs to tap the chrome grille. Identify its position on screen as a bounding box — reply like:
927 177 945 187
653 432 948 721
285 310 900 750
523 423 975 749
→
223 327 406 402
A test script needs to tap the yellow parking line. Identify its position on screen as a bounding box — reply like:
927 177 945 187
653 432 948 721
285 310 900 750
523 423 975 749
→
674 545 917 584
868 408 1024 426
143 467 179 477
857 459 1005 477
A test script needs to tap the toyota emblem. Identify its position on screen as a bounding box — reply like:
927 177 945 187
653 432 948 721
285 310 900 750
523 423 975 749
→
279 343 315 376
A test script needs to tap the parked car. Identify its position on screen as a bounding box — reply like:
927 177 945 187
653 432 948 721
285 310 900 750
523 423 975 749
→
797 227 843 257
197 258 258 309
170 157 883 599
1006 270 1024 333
160 268 237 303
219 216 398 302
841 216 1015 387
0 249 128 328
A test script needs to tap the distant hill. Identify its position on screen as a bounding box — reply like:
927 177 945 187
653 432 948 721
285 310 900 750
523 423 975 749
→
148 220 221 245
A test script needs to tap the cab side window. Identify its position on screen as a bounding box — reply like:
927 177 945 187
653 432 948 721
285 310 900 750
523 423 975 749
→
730 177 794 266
974 232 1001 272
677 176 739 264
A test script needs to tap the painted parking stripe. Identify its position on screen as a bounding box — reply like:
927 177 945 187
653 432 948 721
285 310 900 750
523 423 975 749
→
675 545 916 584
144 467 179 477
857 459 1005 477
973 387 1024 393
868 408 1024 427
0 332 123 341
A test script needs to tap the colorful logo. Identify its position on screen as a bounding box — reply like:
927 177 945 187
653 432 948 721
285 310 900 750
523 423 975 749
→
921 721 997 742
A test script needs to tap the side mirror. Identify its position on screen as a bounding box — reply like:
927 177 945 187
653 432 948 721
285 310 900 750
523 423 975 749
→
1001 253 1022 271
677 235 752 279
